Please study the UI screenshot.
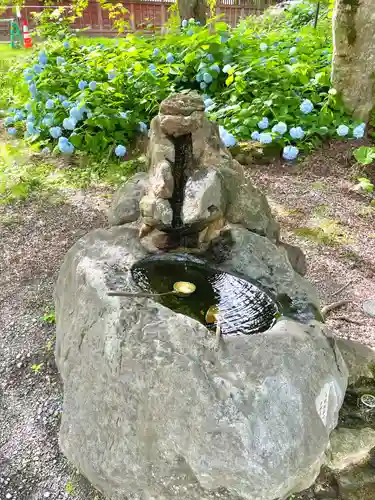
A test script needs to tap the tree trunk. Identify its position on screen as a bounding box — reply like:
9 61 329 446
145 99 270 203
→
331 0 375 121
178 0 208 25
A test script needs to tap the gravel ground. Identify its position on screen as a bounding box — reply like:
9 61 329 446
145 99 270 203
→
0 139 374 500
0 190 110 500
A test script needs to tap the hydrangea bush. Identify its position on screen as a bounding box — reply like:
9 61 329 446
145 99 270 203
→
2 1 367 162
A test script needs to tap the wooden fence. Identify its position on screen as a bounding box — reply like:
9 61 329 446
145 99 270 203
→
1 0 276 39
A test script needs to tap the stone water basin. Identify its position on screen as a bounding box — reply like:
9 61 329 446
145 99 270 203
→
131 253 280 335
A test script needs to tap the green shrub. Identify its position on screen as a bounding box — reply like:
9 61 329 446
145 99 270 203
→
2 1 366 162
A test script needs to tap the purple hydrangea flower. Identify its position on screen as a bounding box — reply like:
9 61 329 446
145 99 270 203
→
7 127 17 135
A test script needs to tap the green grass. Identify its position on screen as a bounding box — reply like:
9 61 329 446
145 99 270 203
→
0 44 28 111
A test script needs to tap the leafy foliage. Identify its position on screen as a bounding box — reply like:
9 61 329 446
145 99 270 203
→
1 1 367 162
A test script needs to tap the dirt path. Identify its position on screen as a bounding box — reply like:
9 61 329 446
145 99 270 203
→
0 190 110 500
0 139 374 500
247 139 375 347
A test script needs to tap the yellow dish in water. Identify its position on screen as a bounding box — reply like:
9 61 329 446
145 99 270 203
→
205 305 220 324
173 281 196 296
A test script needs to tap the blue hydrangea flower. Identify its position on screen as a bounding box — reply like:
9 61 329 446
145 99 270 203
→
29 83 37 98
272 122 287 135
153 48 160 57
26 122 36 134
222 64 232 74
296 37 302 43
290 57 297 64
58 137 74 154
289 46 297 56
300 99 314 114
5 116 14 125
7 127 17 135
251 131 260 141
108 70 116 80
182 19 188 28
337 124 349 137
25 103 32 112
200 82 207 90
148 64 157 75
204 98 214 108
15 111 24 121
89 81 97 91
78 80 88 90
187 29 193 36
258 117 269 130
70 107 83 121
58 95 67 102
196 73 203 83
45 99 55 110
63 118 77 130
283 145 299 161
62 100 71 109
27 113 35 122
206 54 214 62
42 116 54 127
353 123 366 139
63 41 70 49
33 64 43 74
115 144 127 157
219 126 236 148
119 111 128 119
49 126 62 139
220 35 229 43
38 51 48 65
290 126 305 140
166 53 175 64
260 43 268 52
259 133 272 144
56 56 65 66
210 64 220 73
41 147 51 155
24 72 33 82
203 73 213 84
139 122 148 134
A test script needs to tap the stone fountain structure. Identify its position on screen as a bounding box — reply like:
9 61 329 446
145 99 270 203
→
55 93 363 500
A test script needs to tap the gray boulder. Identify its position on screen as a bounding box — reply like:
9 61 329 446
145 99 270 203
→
108 173 149 226
55 226 348 500
182 169 225 225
